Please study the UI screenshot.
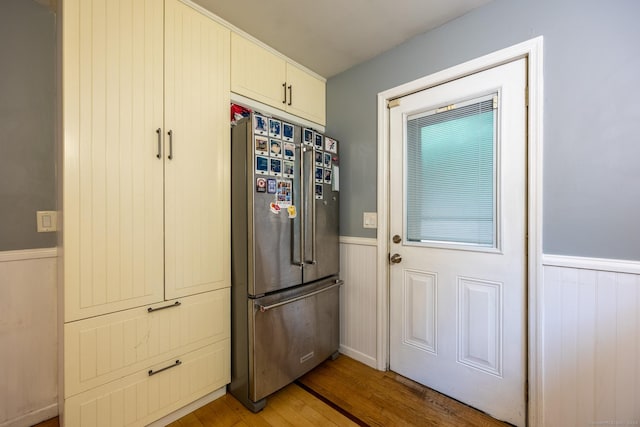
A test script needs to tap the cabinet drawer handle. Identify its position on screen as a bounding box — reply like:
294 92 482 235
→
147 301 181 313
282 82 287 104
288 85 292 106
156 128 162 159
148 360 182 376
167 130 174 160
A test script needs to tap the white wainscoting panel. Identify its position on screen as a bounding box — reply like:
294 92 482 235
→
0 249 58 427
542 257 640 427
339 237 377 368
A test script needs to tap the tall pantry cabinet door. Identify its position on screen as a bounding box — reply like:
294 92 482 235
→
230 32 287 109
63 0 165 322
164 0 231 299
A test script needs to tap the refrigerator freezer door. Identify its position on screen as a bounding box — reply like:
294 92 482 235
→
302 147 340 283
249 278 340 402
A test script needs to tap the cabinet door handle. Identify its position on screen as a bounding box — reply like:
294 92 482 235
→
167 130 173 160
282 82 287 104
156 128 162 159
288 85 292 106
147 301 181 313
148 360 182 376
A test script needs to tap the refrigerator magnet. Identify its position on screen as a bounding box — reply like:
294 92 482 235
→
282 122 294 142
269 118 281 138
325 137 338 153
256 155 269 175
270 139 282 158
332 165 340 192
256 177 267 193
314 133 323 149
276 179 292 206
323 152 332 168
315 184 323 200
270 158 282 176
269 202 281 214
254 114 268 136
267 178 277 194
283 161 295 178
324 168 332 184
255 136 269 156
315 167 324 183
283 142 295 160
303 128 314 146
286 205 297 219
315 150 323 166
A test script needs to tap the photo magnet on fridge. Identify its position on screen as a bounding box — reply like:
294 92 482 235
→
315 167 324 183
283 161 295 178
269 118 281 139
282 122 294 142
314 133 323 149
256 155 269 175
254 114 268 136
270 158 282 176
270 139 282 158
283 142 295 160
325 137 338 153
323 152 332 168
315 150 323 166
324 168 332 184
255 136 269 156
315 184 323 200
303 128 314 146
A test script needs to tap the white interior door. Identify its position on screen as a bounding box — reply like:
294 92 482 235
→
389 59 527 426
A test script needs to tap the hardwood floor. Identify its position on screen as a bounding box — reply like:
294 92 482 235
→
35 355 509 426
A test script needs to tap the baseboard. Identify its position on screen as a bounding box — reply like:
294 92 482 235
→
339 345 378 370
146 387 226 427
542 254 640 275
0 403 58 427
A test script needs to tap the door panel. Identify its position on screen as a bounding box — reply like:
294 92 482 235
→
389 59 527 426
164 0 231 299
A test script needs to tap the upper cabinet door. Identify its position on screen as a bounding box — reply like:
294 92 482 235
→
285 63 326 126
164 0 231 299
231 32 287 109
63 0 165 322
230 32 326 125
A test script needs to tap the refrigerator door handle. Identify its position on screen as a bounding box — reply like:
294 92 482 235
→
295 144 305 267
255 280 344 312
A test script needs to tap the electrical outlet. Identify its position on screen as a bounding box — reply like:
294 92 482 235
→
37 211 57 232
363 212 377 229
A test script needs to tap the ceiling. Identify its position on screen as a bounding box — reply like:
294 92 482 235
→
193 0 492 78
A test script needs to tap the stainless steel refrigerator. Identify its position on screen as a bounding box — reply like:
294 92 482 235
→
230 112 341 412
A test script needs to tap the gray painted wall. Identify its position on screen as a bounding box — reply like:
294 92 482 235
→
0 0 56 251
327 0 640 260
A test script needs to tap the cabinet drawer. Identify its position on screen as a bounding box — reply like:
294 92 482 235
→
64 288 229 397
64 340 230 427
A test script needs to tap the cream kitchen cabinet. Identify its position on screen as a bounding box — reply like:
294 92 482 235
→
231 32 326 125
61 0 230 425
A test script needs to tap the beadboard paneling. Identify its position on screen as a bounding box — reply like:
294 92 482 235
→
339 238 377 368
0 251 58 427
542 263 640 427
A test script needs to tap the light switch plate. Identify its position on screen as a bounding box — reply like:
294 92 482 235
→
37 211 57 232
363 212 377 229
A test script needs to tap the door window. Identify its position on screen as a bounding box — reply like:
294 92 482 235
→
405 93 498 249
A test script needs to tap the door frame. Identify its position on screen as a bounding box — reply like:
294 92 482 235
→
376 37 544 426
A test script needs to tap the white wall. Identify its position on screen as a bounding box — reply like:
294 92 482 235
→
338 238 377 368
0 250 58 427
